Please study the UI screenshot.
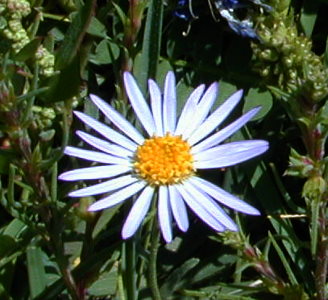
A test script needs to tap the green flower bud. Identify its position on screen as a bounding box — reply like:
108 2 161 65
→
302 176 326 201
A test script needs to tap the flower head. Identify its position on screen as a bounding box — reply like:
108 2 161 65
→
59 72 268 243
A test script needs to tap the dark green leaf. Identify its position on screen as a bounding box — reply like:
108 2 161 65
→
14 39 41 62
243 88 273 120
27 246 47 298
55 0 96 70
134 0 164 92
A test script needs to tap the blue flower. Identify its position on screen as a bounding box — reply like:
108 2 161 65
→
59 72 268 243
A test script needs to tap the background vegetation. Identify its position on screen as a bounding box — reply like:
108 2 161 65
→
0 0 327 299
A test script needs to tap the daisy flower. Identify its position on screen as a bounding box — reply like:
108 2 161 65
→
59 71 268 243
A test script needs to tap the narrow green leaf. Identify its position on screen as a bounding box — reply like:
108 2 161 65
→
0 150 16 174
14 39 41 62
27 246 47 298
55 0 96 70
160 258 200 297
268 232 298 285
134 0 163 92
44 54 81 102
92 203 122 238
310 198 320 256
16 87 49 103
35 244 120 300
244 161 312 289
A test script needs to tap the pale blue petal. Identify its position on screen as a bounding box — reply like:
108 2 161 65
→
181 82 218 139
163 71 176 133
183 180 238 231
190 177 260 215
122 185 154 239
175 184 225 232
123 72 156 136
175 84 206 136
69 175 138 197
188 90 243 148
194 140 269 169
88 181 147 211
158 186 173 243
76 131 133 158
64 146 131 165
168 185 189 232
190 106 260 149
90 94 145 144
149 79 163 136
59 165 131 181
74 111 137 151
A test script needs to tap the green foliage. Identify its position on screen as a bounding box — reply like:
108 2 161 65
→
0 0 327 299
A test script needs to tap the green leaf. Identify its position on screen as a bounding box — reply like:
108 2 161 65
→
27 246 47 298
35 244 120 300
55 0 96 70
243 88 273 120
300 2 319 37
88 268 117 296
14 39 41 62
44 54 81 102
160 258 200 298
89 39 120 65
215 80 237 109
268 232 298 285
92 204 122 238
244 161 312 289
87 17 107 38
134 0 164 92
310 198 320 256
0 150 16 174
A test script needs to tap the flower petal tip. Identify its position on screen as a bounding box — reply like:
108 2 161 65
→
121 232 131 240
57 173 66 181
88 203 104 212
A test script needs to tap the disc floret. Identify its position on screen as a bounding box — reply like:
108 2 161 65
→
134 134 194 186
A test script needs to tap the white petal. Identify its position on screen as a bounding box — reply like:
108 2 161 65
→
149 79 163 136
189 107 260 149
181 82 218 139
76 131 133 158
175 84 206 136
123 72 156 136
194 140 269 169
190 177 260 215
74 111 137 151
88 181 147 211
59 165 131 181
163 71 176 133
183 180 238 231
69 175 138 197
189 90 243 149
90 94 145 144
122 185 154 239
168 185 189 232
175 184 225 232
158 186 173 243
64 146 131 165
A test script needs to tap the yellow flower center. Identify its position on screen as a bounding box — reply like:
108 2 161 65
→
134 134 194 186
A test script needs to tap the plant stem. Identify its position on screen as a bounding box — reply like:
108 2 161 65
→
315 203 328 300
148 217 162 300
125 239 137 300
